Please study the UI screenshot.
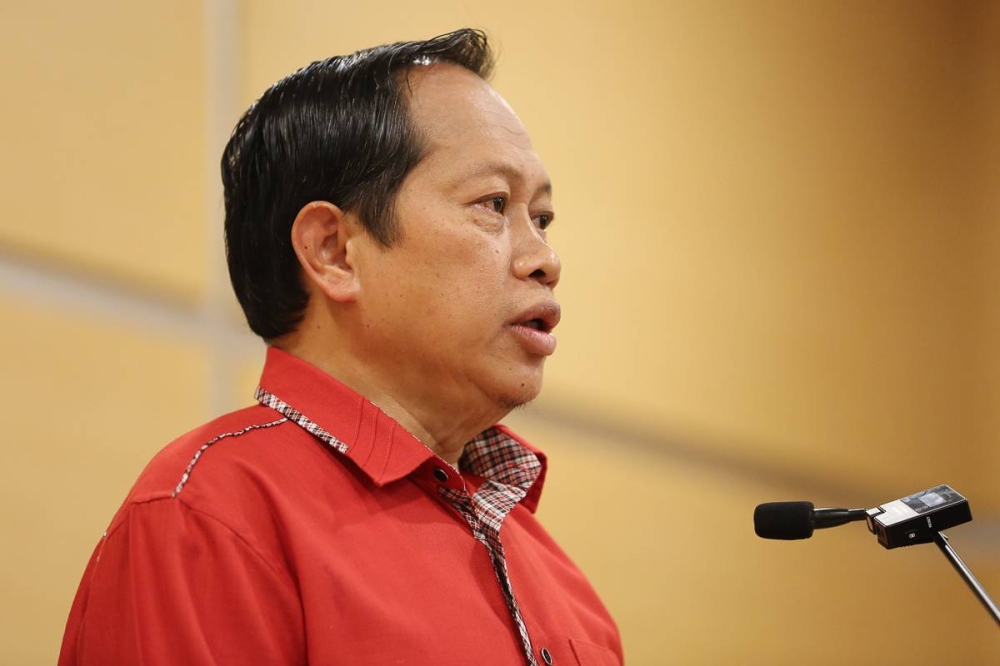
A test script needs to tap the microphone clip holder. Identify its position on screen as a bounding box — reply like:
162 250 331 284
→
865 485 998 628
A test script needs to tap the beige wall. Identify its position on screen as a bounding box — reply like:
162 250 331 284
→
2 1 997 664
973 2 1000 487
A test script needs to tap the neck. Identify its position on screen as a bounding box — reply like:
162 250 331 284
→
274 329 506 467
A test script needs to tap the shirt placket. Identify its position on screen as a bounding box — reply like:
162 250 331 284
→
439 485 538 666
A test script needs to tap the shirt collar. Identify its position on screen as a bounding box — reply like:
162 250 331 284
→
256 347 547 512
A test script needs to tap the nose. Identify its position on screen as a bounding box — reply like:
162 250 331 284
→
512 217 561 289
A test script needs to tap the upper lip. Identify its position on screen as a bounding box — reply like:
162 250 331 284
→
512 300 561 333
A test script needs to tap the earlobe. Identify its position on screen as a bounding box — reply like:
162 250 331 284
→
290 201 360 303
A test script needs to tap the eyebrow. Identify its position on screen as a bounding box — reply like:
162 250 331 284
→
459 161 553 197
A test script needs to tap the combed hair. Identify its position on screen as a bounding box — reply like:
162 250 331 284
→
222 29 494 339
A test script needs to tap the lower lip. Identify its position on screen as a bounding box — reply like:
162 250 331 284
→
510 324 557 356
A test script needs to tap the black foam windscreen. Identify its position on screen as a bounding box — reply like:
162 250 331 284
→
754 501 815 540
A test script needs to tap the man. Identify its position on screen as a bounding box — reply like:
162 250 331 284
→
59 29 622 666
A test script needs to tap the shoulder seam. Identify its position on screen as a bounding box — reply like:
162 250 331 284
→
101 494 301 599
175 494 301 597
172 417 288 496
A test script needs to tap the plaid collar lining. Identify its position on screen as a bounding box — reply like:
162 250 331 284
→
459 428 542 532
255 386 348 455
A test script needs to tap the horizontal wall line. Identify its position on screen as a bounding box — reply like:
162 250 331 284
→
0 245 259 355
510 402 1000 556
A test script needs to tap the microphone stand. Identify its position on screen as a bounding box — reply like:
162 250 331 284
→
931 531 1000 628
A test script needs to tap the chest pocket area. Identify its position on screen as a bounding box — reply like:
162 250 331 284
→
568 638 621 666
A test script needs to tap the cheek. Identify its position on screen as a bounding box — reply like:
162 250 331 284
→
367 214 514 329
455 242 511 301
420 245 511 334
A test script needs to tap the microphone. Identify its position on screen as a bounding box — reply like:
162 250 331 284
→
753 485 1000 628
754 502 868 540
754 485 972 545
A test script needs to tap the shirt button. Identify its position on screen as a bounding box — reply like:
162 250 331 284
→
432 467 449 483
539 647 553 665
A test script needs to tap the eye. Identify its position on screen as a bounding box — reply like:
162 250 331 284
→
535 213 554 230
488 196 507 214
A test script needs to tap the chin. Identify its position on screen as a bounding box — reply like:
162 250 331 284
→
498 396 532 411
492 375 544 412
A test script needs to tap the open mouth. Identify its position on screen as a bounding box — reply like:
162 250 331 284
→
509 302 560 356
520 318 550 333
512 301 560 334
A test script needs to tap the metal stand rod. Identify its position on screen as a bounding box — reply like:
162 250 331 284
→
932 531 1000 628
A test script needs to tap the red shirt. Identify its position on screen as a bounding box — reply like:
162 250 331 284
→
59 348 622 665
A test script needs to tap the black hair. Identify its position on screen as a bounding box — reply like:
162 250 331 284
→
222 28 494 340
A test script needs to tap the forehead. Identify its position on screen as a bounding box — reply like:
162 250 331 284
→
404 64 549 183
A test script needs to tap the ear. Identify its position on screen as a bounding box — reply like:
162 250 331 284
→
290 201 360 303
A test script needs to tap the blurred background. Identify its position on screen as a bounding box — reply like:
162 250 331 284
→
2 1 998 663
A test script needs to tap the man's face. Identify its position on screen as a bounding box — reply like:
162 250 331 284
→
348 63 560 416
